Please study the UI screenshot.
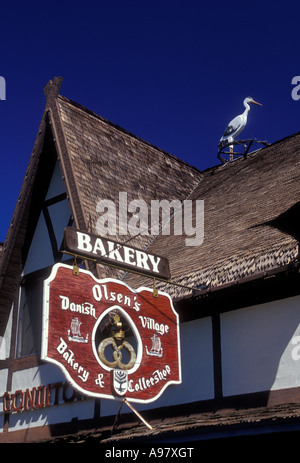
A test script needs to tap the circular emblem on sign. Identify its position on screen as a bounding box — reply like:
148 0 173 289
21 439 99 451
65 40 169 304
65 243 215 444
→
92 306 142 374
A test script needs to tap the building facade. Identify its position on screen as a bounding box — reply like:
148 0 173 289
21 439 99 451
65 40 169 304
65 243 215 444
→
1 77 300 443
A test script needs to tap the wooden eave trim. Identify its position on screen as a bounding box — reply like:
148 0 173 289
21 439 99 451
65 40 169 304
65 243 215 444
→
175 259 300 304
174 260 300 324
46 102 87 234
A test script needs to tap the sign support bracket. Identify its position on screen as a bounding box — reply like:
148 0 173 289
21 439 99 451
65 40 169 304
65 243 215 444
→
72 255 80 276
62 250 202 294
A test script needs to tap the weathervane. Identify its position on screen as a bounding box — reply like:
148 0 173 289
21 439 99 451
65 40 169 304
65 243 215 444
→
217 97 268 163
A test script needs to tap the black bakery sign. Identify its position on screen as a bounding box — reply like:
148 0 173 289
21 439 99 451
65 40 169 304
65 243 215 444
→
64 227 171 280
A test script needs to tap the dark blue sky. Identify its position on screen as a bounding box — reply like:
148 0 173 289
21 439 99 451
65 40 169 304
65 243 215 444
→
1 1 300 241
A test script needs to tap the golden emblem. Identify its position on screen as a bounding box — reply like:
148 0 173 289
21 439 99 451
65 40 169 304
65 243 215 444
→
98 313 136 370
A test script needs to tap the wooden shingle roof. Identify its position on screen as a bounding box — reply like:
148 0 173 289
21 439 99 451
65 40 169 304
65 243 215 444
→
138 134 300 299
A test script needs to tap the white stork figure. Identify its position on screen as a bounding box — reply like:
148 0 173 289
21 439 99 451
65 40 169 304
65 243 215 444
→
218 97 262 155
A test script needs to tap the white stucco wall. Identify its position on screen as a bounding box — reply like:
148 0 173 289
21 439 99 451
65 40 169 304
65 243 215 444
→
221 295 300 396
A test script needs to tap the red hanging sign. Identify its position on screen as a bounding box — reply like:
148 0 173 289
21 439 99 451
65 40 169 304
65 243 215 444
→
42 264 181 403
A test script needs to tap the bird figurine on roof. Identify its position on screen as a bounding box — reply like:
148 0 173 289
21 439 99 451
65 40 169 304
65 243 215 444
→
218 97 262 155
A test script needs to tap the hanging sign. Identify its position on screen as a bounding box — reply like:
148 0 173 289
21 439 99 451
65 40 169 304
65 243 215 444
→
42 263 181 403
64 227 171 280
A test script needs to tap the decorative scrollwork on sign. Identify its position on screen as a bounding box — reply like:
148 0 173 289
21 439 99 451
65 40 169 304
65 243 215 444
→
98 313 136 370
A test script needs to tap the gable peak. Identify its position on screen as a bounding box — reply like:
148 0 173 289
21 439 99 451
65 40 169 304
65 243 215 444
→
43 77 63 105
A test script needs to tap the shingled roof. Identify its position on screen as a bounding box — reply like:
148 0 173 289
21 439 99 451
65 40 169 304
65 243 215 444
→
138 133 300 299
0 77 300 332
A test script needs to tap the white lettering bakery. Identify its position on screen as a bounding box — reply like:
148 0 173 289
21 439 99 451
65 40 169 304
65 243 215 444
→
56 338 89 382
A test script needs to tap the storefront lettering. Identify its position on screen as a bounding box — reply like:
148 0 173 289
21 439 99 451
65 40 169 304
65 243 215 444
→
59 295 97 318
3 382 85 413
64 227 171 279
76 231 161 273
92 283 141 312
56 338 89 382
139 316 169 335
128 365 171 393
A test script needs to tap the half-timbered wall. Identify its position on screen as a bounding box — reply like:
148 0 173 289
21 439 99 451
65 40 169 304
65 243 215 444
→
23 160 72 275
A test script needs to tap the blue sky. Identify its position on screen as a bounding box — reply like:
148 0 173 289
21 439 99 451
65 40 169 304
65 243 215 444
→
1 0 300 241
